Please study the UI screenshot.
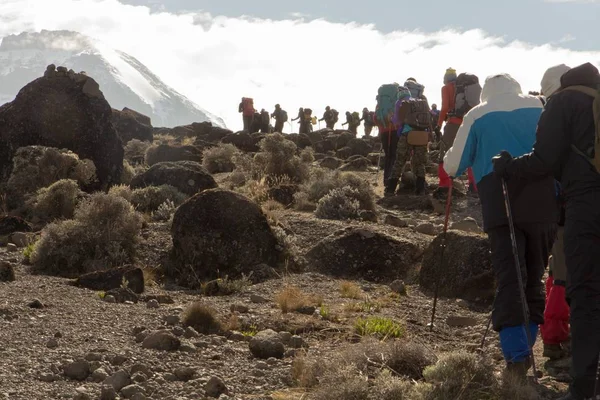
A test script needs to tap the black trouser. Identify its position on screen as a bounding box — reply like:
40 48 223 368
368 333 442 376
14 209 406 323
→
326 122 335 129
364 125 373 137
566 190 600 398
260 124 270 133
274 121 284 133
243 116 253 131
488 223 555 332
380 131 399 184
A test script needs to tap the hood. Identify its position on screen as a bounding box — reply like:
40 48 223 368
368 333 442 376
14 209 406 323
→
560 62 600 90
541 64 571 97
405 80 424 99
481 73 522 102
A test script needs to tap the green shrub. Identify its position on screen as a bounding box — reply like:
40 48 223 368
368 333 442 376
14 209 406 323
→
202 143 239 173
151 200 177 222
28 179 83 221
315 186 361 220
108 184 133 202
300 147 315 163
354 316 404 339
254 133 309 184
130 185 187 212
124 139 151 164
120 160 135 185
30 193 143 277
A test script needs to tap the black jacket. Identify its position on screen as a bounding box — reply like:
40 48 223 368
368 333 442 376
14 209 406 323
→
507 63 600 201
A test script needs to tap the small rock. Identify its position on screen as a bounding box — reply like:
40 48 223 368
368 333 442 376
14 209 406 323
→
92 368 110 383
456 299 469 309
163 372 178 382
183 326 199 339
450 217 482 234
285 349 299 358
100 386 117 400
277 331 292 345
135 331 149 343
446 315 478 328
266 357 279 365
63 360 90 381
54 331 63 338
131 372 147 383
255 361 269 370
389 280 407 295
415 222 436 236
105 369 130 392
39 373 58 382
179 341 197 353
104 295 116 303
6 243 18 253
120 384 143 399
46 338 59 349
28 299 44 309
295 305 316 315
249 329 285 359
359 210 378 223
110 354 127 366
10 232 31 248
384 215 409 228
252 369 266 377
85 352 102 362
142 330 181 351
132 326 146 335
228 331 246 342
250 294 269 304
290 335 307 349
146 299 159 309
205 376 228 398
230 303 249 313
0 261 15 282
164 315 180 326
172 326 185 337
174 366 196 382
130 364 152 378
73 393 91 400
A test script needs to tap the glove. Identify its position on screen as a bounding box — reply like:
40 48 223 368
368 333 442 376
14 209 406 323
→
492 151 513 179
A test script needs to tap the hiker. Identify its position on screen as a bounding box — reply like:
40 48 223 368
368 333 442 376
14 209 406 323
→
260 109 271 133
385 86 430 196
361 107 375 137
319 106 336 129
375 83 401 185
444 73 557 378
437 68 479 194
404 78 427 100
250 111 262 133
303 108 314 134
239 97 255 131
271 104 288 133
430 104 441 142
493 63 600 399
291 107 308 134
342 111 361 135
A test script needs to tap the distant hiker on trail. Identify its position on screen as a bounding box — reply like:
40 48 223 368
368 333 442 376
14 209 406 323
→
292 107 312 134
260 109 271 133
342 111 361 135
493 63 600 400
445 73 557 379
250 111 262 133
239 97 255 131
437 68 479 194
291 107 305 133
375 83 401 185
385 86 430 196
271 104 288 133
430 104 441 142
361 107 375 137
319 106 338 129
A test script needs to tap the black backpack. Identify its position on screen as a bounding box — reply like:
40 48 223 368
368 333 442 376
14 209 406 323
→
331 109 339 123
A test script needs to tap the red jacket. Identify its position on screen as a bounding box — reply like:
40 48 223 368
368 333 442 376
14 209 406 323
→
438 82 463 127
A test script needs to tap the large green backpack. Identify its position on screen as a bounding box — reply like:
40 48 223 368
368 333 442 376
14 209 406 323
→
376 83 400 126
563 86 600 174
351 111 360 125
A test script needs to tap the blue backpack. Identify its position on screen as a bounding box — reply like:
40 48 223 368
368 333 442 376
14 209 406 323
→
376 83 400 126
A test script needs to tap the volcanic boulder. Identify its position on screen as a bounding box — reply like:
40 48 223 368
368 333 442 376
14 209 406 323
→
145 144 202 166
306 227 426 282
131 161 217 196
169 189 283 285
0 65 123 189
75 266 144 294
112 107 153 143
419 230 494 303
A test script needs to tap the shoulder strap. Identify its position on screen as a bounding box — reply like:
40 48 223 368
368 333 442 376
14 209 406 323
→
562 85 600 99
562 86 600 171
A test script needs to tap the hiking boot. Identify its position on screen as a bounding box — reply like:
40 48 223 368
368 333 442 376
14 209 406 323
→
415 177 426 195
544 343 568 360
504 357 531 382
385 178 399 197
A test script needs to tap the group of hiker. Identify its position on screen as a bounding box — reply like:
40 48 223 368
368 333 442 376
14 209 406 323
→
238 100 378 136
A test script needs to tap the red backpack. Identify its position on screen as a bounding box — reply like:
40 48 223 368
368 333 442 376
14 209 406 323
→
242 98 255 117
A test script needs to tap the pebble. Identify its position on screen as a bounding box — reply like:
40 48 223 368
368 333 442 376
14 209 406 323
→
131 372 147 383
100 386 117 400
205 376 228 398
85 352 102 362
38 373 58 382
63 360 90 381
146 299 159 309
228 331 246 342
28 299 44 309
183 326 199 339
389 280 407 295
277 331 292 345
290 335 307 349
120 384 144 399
104 369 130 392
230 303 249 313
104 295 116 304
250 294 269 304
92 368 110 383
46 338 59 349
174 366 196 382
6 243 17 253
164 315 180 326
110 354 127 366
172 326 185 337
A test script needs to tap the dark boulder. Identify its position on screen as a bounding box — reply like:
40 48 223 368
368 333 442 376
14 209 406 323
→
346 138 372 157
145 144 202 166
169 189 284 285
112 107 153 143
0 216 32 236
339 156 370 171
105 287 139 303
306 227 427 282
419 230 494 303
0 262 16 282
131 161 217 196
221 132 264 153
75 266 144 294
267 184 299 206
0 65 123 189
319 157 343 170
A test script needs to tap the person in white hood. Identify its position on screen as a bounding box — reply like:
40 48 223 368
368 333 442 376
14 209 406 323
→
444 73 558 378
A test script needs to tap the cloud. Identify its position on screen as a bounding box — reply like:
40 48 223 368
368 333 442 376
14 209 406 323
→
544 0 600 3
1 0 600 132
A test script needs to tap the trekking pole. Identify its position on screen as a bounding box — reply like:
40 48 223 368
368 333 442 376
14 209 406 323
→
428 182 453 331
374 121 389 187
480 312 493 349
501 178 538 382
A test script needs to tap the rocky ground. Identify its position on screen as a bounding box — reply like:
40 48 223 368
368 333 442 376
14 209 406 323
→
0 170 570 400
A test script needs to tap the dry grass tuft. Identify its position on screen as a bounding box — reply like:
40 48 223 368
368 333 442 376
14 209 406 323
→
28 179 84 222
339 281 363 299
181 302 223 334
275 285 312 314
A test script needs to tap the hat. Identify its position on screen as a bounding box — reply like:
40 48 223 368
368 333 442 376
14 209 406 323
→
541 64 571 97
398 86 411 100
444 68 457 84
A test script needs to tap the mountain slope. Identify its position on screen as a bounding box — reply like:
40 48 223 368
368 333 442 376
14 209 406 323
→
0 30 225 128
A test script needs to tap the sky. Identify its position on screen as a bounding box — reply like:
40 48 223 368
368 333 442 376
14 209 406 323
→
1 0 600 132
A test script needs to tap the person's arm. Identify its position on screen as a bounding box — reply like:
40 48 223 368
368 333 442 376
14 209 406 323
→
443 113 477 177
438 85 450 127
505 97 569 179
239 103 243 113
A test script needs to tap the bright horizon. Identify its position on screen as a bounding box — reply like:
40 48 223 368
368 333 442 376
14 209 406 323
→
1 0 600 132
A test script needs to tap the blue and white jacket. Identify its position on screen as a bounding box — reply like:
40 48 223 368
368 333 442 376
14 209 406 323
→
443 74 557 231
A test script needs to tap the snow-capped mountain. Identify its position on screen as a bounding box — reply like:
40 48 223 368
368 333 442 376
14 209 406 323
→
0 30 225 128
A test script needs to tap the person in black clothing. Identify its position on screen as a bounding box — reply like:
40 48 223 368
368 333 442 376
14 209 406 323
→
271 104 286 133
250 111 262 133
291 107 310 134
494 63 600 400
319 106 334 129
361 107 374 137
260 109 270 133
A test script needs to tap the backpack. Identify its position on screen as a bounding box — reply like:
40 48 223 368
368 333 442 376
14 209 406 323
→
280 110 288 122
376 83 400 126
304 108 313 121
261 111 270 124
398 98 432 130
242 97 255 116
405 80 425 99
351 112 360 125
562 86 600 174
452 73 482 118
331 109 339 123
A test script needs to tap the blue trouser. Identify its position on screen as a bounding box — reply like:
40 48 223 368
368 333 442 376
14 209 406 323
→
499 323 539 363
